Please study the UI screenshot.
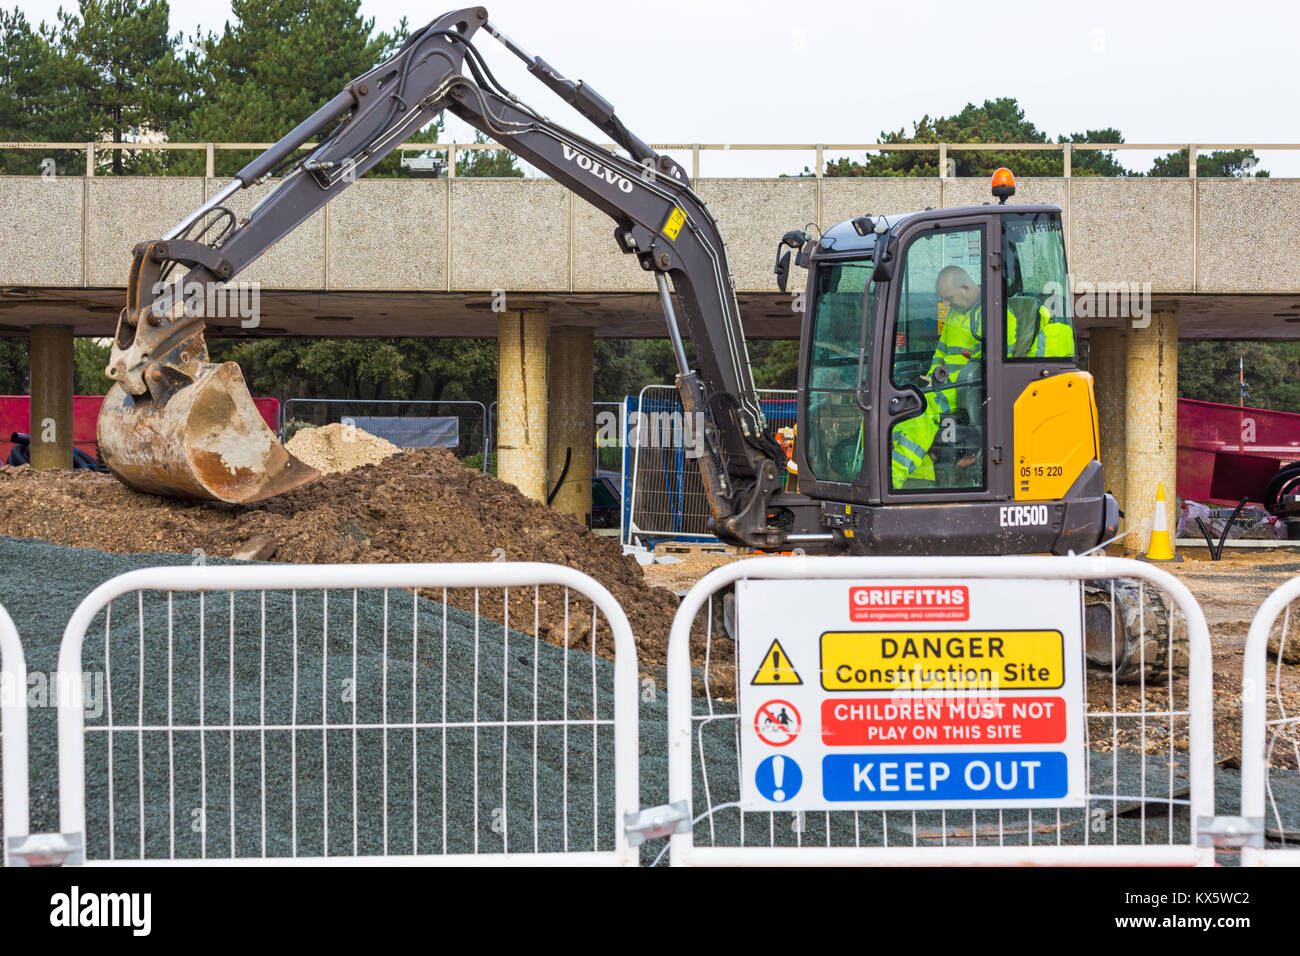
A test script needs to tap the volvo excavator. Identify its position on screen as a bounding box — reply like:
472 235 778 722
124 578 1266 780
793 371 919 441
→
99 7 1155 675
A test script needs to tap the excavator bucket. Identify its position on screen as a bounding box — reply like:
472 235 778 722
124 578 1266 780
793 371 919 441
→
99 239 320 505
98 361 320 504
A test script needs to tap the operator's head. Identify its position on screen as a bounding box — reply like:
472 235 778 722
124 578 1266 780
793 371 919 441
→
936 266 980 311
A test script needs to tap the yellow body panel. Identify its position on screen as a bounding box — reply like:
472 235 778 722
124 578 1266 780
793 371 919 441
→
1012 371 1099 501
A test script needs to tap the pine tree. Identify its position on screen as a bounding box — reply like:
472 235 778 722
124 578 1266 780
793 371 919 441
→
177 0 410 176
819 99 1132 178
457 131 523 178
1149 147 1268 178
0 8 71 174
55 0 191 175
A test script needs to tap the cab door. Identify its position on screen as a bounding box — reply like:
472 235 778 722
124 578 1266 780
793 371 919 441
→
878 215 1004 504
796 256 878 505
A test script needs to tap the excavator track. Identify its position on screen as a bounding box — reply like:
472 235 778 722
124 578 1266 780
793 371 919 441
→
1083 579 1188 684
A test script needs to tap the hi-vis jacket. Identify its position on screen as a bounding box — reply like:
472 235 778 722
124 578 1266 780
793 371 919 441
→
890 301 1072 488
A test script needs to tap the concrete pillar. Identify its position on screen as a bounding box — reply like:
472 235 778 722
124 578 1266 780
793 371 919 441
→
548 326 594 525
1123 308 1179 553
497 309 549 502
28 326 74 470
1089 327 1128 513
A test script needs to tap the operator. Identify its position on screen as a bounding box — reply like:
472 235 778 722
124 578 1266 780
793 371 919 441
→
890 266 1072 488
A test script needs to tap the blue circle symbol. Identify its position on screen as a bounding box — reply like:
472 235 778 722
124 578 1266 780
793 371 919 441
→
754 754 803 803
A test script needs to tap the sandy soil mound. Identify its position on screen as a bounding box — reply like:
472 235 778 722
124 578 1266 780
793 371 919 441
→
0 449 705 673
285 423 400 474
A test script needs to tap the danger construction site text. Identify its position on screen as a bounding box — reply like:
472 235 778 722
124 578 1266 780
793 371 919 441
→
820 630 1064 690
829 664 1039 690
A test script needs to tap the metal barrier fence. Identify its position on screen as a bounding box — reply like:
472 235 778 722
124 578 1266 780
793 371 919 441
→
666 555 1216 866
51 563 638 865
282 399 489 471
0 603 28 866
1241 579 1300 866
625 386 795 546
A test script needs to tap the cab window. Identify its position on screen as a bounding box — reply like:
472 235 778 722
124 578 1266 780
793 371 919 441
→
1003 212 1076 360
805 260 872 484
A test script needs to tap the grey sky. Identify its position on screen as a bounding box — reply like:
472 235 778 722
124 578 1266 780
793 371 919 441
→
17 0 1300 176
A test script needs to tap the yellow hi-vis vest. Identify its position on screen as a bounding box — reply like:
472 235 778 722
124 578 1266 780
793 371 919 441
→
890 398 939 487
890 300 1072 487
890 304 984 487
927 304 985 418
1006 296 1074 360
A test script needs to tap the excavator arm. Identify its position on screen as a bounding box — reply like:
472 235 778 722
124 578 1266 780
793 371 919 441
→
101 6 787 544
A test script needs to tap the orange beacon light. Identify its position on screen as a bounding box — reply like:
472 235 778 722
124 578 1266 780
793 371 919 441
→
991 167 1016 204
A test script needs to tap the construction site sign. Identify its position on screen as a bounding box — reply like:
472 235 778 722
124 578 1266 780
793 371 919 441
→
736 578 1085 811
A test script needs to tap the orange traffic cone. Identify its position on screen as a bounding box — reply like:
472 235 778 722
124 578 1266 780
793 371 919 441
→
1139 482 1183 563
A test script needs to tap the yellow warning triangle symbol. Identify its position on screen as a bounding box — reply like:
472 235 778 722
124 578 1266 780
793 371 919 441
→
750 639 802 685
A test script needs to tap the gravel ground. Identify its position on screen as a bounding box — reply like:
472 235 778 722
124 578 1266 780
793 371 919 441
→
0 537 671 861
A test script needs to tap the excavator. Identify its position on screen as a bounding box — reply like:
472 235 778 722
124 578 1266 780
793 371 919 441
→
99 7 1147 673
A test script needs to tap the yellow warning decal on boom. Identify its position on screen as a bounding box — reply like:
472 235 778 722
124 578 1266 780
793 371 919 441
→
662 206 687 240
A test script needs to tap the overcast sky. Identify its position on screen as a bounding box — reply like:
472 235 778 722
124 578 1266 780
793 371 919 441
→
17 0 1300 176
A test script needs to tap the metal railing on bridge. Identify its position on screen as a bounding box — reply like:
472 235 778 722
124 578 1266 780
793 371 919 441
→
4 140 1298 179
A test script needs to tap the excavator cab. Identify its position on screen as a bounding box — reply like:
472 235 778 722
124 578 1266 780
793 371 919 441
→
793 196 1117 555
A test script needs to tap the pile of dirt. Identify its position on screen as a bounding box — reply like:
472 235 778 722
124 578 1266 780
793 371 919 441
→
285 423 400 474
0 449 698 673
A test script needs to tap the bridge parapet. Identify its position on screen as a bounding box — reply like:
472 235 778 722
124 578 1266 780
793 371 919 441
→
2 173 1299 295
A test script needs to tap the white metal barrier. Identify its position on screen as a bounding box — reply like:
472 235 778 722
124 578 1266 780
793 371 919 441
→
0 603 29 866
667 555 1216 866
51 563 639 865
1241 578 1300 866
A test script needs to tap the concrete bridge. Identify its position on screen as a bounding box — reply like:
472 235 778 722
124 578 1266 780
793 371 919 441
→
4 163 1300 546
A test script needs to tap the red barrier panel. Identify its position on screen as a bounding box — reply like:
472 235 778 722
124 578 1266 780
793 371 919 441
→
0 395 281 466
1177 398 1300 504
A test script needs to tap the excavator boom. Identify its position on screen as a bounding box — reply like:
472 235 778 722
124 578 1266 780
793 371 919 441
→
100 6 785 542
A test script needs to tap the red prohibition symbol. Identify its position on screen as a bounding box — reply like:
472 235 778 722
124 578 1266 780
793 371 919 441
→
754 700 801 747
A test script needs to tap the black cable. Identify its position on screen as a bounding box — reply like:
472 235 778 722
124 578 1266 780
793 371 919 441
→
546 447 572 506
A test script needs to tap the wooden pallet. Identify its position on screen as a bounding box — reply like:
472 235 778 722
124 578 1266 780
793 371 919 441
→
659 541 735 555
